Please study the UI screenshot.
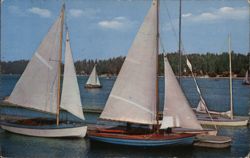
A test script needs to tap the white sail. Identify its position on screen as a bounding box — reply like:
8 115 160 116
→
100 0 158 125
243 70 250 84
6 14 63 114
196 97 207 113
86 65 101 86
161 56 202 130
60 32 85 120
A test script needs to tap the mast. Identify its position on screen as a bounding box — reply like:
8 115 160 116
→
56 4 65 126
178 0 182 82
0 0 2 76
248 0 250 72
228 34 233 120
155 0 160 130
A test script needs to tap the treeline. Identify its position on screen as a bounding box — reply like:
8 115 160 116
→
0 52 249 77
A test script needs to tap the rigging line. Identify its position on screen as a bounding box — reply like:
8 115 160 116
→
162 1 216 129
162 0 179 49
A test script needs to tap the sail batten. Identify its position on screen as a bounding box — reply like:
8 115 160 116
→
60 32 85 120
6 15 63 114
100 0 158 125
161 56 202 130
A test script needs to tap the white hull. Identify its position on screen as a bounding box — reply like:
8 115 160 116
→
199 119 248 126
1 124 87 138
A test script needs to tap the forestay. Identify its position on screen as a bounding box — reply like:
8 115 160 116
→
161 56 202 130
100 0 158 125
60 32 85 120
6 14 63 114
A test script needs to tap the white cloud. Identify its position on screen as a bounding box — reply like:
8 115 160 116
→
8 5 26 16
27 7 51 18
183 6 248 23
1 0 4 4
182 13 192 18
69 8 100 18
98 16 134 30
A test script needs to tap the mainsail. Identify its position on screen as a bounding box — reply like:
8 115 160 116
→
161 56 202 130
86 65 101 86
6 13 63 114
60 31 85 120
100 0 158 125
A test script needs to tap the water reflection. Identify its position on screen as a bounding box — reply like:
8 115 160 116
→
0 130 89 158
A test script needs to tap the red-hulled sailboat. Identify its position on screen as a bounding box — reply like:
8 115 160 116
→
88 0 208 146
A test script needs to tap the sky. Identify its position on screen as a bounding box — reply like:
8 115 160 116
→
1 0 249 61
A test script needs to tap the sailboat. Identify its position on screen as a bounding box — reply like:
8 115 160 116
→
242 70 250 85
192 35 249 126
0 5 87 138
88 0 209 146
85 65 102 88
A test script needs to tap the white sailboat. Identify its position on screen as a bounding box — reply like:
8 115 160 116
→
242 70 250 85
0 5 87 138
85 65 102 88
191 35 249 126
88 0 212 147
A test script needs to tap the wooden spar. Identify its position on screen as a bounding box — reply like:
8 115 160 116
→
228 34 233 120
56 4 65 126
155 0 160 131
178 0 182 83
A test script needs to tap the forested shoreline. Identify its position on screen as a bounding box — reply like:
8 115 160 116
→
0 52 249 77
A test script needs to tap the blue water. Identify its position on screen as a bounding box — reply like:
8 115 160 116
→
0 75 249 157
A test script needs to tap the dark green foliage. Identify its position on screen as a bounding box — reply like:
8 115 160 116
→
0 52 249 77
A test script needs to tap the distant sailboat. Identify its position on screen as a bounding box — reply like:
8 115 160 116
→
85 65 102 88
242 70 250 85
88 0 210 147
191 35 249 126
0 5 87 138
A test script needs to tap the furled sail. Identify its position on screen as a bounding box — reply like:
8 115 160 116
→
86 65 101 86
161 56 202 130
60 31 85 120
100 0 158 125
6 13 63 114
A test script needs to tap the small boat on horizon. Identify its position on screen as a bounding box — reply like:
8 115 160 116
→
85 64 102 88
242 70 250 85
0 5 87 138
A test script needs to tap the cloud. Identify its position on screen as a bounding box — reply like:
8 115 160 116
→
182 13 192 18
27 7 51 18
98 16 135 30
183 6 248 23
8 5 27 16
69 8 100 18
1 0 4 4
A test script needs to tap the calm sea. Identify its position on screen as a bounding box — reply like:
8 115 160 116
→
0 75 249 157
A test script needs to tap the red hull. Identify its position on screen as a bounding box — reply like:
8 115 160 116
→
88 128 196 141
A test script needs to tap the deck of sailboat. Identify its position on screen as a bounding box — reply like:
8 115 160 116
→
196 113 249 126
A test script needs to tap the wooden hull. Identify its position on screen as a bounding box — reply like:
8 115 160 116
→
194 141 231 148
1 122 87 138
242 81 250 85
194 111 249 126
88 129 195 147
194 135 231 148
198 119 248 126
85 84 102 88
